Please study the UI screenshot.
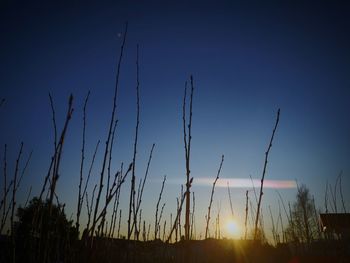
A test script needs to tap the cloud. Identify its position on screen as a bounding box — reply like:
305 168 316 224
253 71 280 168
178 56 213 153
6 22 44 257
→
163 177 297 189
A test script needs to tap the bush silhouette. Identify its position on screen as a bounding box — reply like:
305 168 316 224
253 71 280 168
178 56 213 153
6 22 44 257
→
15 197 78 262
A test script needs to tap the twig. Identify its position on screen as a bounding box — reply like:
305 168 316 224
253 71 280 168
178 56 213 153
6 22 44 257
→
254 109 280 240
162 220 166 241
47 94 74 215
338 171 346 213
227 181 234 218
110 163 123 237
1 144 8 231
86 184 97 231
131 143 156 238
249 174 258 205
91 22 128 241
91 163 132 232
154 175 166 239
190 191 195 239
76 91 90 232
167 187 186 243
205 155 224 239
24 186 32 208
128 43 140 240
11 142 24 263
82 140 100 207
48 94 57 151
117 209 122 238
269 205 277 245
244 190 248 240
324 182 328 213
328 182 336 213
334 173 340 213
183 76 195 240
278 200 285 243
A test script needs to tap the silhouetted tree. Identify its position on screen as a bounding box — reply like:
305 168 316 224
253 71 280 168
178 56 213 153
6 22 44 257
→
285 185 319 244
15 197 78 262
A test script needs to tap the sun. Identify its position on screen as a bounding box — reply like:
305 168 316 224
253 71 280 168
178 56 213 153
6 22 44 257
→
226 219 241 238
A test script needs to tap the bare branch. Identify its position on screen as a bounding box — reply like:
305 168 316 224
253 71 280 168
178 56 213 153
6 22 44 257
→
254 109 280 240
205 154 224 239
128 43 140 240
227 181 234 218
154 175 166 239
76 90 90 231
91 22 128 240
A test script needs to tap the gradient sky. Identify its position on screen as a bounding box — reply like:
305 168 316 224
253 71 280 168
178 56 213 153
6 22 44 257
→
1 1 349 240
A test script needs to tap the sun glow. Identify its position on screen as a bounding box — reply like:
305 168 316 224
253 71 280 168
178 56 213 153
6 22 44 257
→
226 219 241 238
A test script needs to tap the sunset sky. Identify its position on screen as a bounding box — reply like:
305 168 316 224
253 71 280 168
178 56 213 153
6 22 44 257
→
1 1 349 239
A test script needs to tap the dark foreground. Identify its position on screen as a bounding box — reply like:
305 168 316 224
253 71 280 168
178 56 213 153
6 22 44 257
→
1 236 349 263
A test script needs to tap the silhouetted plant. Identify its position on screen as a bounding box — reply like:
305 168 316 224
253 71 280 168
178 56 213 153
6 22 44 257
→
10 142 23 263
132 143 156 240
285 184 319 244
254 109 280 240
205 155 224 239
16 197 78 263
0 144 12 233
190 191 195 239
183 76 195 240
91 22 128 242
76 91 90 233
167 186 187 243
244 190 248 240
154 175 166 239
128 44 140 240
227 182 234 218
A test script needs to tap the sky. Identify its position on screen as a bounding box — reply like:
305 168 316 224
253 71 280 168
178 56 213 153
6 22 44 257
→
1 0 349 240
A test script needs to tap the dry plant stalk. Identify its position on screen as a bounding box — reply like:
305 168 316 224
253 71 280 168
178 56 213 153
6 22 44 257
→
328 182 336 212
244 190 248 240
47 94 74 214
0 144 12 233
227 182 234 218
183 76 194 240
276 190 294 241
131 143 156 239
36 93 74 263
216 202 221 239
162 220 166 241
338 171 346 213
324 182 329 213
167 187 187 243
117 209 122 238
190 191 195 239
91 22 127 240
85 184 97 232
91 163 132 233
277 201 285 243
76 91 90 232
11 143 24 263
205 155 224 239
109 163 124 237
254 109 280 240
128 44 140 240
98 119 118 236
269 205 277 245
38 94 59 201
154 175 166 239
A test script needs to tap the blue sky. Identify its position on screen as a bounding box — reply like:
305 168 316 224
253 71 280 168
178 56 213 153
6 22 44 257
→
1 1 349 239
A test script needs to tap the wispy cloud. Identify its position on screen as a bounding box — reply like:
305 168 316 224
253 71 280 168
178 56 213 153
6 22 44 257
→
164 177 297 189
